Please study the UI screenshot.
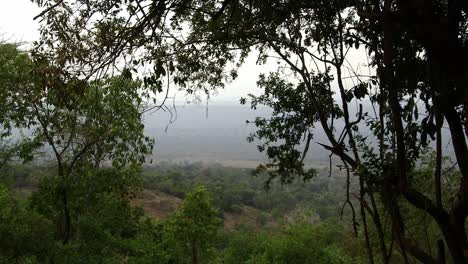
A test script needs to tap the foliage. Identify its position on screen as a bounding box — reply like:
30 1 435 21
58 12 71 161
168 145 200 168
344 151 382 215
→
0 43 154 169
0 43 40 169
1 171 365 263
0 183 54 263
0 42 154 244
148 1 466 263
246 72 331 186
141 162 351 221
0 167 167 263
163 185 222 264
223 223 364 264
29 165 142 232
0 44 34 136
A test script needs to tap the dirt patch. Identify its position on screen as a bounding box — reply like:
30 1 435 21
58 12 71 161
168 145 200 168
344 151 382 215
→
132 189 277 230
131 189 182 218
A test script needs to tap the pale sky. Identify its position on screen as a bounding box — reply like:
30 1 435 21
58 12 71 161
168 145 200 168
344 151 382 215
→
0 0 40 43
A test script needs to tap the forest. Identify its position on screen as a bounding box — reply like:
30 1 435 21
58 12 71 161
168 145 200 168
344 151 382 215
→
0 0 467 263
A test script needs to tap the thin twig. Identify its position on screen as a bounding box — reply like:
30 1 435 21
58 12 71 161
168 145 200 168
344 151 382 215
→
33 0 65 20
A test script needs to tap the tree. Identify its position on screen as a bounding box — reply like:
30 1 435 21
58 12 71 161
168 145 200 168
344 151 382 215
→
0 182 54 263
0 43 39 170
164 185 222 264
31 0 241 105
181 2 468 263
0 43 154 243
224 223 363 264
31 0 468 262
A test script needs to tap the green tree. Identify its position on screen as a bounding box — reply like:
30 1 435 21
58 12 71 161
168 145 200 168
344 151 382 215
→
165 185 222 264
224 223 363 264
0 43 39 170
32 168 165 264
0 182 54 263
0 43 154 243
179 2 467 263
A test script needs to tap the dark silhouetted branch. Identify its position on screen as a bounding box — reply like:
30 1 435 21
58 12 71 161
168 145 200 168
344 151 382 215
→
33 0 65 20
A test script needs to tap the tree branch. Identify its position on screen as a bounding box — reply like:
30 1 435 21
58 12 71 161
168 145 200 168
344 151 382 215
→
33 0 65 20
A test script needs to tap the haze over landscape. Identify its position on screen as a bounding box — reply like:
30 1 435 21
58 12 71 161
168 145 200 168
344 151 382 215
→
145 103 340 167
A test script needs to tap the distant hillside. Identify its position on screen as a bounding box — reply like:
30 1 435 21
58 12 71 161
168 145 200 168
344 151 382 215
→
144 102 455 167
145 104 334 166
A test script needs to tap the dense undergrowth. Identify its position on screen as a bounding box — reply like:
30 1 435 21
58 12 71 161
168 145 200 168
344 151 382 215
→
0 162 366 263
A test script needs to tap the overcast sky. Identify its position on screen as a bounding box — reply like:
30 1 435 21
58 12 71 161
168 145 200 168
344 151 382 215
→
0 1 40 43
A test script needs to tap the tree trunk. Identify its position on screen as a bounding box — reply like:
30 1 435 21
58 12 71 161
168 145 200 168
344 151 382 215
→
191 241 198 264
438 239 446 264
61 185 71 244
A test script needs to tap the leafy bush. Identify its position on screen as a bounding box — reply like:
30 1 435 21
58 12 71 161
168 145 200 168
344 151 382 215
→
0 184 54 263
224 223 364 264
